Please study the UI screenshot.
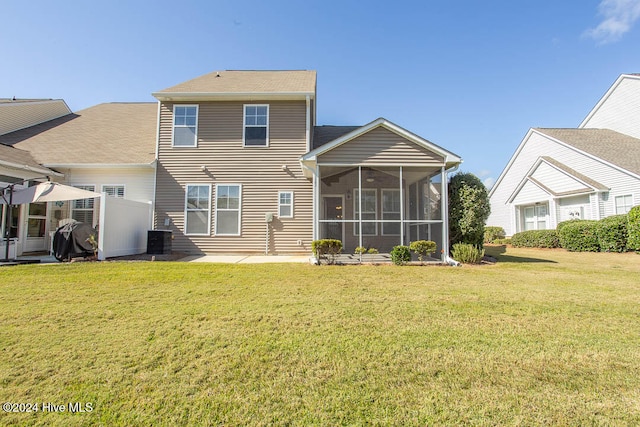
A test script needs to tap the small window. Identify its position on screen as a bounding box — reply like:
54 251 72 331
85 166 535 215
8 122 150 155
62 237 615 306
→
72 185 95 224
615 195 633 214
102 185 125 198
354 189 377 236
382 189 401 235
278 191 293 218
185 184 211 235
243 105 269 147
173 105 198 147
215 184 241 235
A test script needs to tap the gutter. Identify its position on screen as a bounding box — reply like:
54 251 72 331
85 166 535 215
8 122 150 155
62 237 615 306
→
43 162 156 169
0 159 63 176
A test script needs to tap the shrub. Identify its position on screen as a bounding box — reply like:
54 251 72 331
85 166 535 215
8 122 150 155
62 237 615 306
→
449 172 491 247
558 220 600 252
595 215 628 253
511 230 560 248
390 245 411 265
367 248 379 254
493 238 511 245
409 240 437 263
557 219 580 231
451 243 485 264
311 239 343 264
628 206 640 251
484 226 506 243
354 246 367 255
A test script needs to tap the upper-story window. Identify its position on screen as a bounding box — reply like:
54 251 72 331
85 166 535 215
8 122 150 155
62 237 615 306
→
243 105 269 147
173 105 198 147
615 195 633 214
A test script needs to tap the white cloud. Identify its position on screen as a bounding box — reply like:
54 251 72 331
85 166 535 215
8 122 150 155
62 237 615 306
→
476 169 492 178
584 0 640 44
483 177 496 190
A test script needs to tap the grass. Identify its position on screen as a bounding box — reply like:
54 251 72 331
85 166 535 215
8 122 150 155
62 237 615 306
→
0 247 639 426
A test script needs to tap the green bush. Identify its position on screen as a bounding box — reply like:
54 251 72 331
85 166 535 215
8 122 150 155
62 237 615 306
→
556 219 581 231
493 238 511 245
511 230 560 248
409 240 437 263
595 215 628 253
311 239 343 264
390 245 411 265
451 243 485 264
628 206 640 251
354 246 367 255
448 172 491 247
558 221 600 252
484 226 506 243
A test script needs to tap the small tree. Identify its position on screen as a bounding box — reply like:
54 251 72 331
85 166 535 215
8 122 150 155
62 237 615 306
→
448 172 491 248
409 240 437 264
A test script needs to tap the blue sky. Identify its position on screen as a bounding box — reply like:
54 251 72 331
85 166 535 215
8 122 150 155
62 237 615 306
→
2 0 640 187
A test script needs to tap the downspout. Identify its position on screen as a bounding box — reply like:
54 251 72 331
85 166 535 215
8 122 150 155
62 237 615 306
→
443 163 461 266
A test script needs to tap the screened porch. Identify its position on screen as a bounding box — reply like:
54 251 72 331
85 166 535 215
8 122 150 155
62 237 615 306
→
316 165 448 260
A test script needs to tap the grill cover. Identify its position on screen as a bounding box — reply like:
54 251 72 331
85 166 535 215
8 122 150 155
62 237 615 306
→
52 221 97 262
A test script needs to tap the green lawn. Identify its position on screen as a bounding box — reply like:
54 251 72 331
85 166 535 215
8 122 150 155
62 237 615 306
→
1 247 639 426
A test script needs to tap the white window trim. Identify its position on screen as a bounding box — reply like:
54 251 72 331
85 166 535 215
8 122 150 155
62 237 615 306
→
520 203 549 232
381 188 401 236
184 184 211 236
172 104 199 148
353 188 377 236
215 184 242 236
243 104 269 148
101 184 125 198
71 184 96 225
278 191 294 219
614 194 634 215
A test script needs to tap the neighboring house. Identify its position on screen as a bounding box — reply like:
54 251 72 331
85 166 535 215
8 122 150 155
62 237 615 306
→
0 98 71 136
0 103 157 256
153 70 462 259
488 74 640 236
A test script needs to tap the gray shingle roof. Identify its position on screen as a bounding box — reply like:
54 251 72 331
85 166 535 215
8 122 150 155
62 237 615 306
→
155 70 317 95
312 125 361 150
535 128 640 176
0 143 53 172
0 103 157 165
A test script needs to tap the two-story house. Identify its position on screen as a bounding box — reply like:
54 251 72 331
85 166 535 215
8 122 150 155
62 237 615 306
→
488 73 640 236
153 70 462 260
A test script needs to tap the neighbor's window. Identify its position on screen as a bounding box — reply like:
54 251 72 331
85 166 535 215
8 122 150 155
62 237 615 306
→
72 185 95 224
382 189 401 235
173 105 198 147
102 185 125 198
185 184 211 235
354 189 377 236
215 184 241 235
243 105 269 147
278 191 293 218
615 195 633 214
522 204 548 231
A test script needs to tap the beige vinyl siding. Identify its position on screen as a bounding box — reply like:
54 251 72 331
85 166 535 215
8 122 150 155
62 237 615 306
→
155 100 312 254
318 127 445 165
0 100 70 135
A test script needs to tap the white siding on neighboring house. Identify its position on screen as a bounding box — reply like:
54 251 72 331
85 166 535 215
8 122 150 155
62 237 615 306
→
580 75 640 139
488 130 640 236
511 180 550 205
530 162 590 194
57 167 155 203
557 195 591 222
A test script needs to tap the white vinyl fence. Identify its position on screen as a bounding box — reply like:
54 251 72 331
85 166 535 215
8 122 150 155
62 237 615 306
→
98 195 152 260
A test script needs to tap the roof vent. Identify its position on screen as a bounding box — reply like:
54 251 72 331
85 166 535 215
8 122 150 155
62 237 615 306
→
216 72 221 78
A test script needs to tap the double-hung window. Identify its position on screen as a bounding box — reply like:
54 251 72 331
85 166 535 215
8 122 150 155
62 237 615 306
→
354 189 377 236
243 105 269 147
102 185 125 198
185 184 211 235
173 105 198 147
72 185 95 224
215 184 241 235
615 195 633 214
278 191 293 218
382 189 401 235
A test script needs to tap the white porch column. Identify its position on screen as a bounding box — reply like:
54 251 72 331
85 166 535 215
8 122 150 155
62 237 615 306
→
358 166 363 250
399 166 404 246
313 165 319 241
440 166 448 262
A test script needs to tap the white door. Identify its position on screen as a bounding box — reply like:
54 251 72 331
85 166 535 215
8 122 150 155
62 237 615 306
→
523 204 548 231
24 202 48 252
